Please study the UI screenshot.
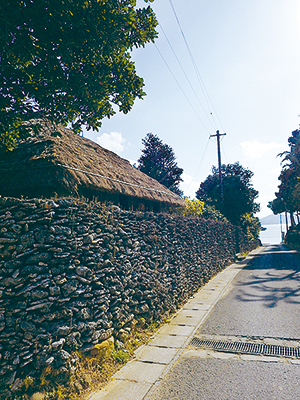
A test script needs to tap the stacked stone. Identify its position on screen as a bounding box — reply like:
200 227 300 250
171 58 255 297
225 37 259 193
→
0 197 258 396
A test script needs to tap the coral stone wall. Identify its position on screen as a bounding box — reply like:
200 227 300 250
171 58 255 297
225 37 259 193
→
0 197 258 396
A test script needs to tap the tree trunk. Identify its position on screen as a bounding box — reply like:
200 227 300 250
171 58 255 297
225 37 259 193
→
285 211 289 233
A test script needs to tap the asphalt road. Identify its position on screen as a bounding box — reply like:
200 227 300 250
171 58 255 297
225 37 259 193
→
147 244 300 400
201 244 300 339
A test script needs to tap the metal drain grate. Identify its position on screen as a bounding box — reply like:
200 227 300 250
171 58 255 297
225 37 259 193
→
190 337 300 358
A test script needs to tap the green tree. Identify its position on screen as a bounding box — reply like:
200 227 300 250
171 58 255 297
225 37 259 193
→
268 196 286 216
280 128 300 165
138 133 183 196
240 213 261 241
268 128 300 225
0 0 158 149
196 162 260 225
268 169 299 221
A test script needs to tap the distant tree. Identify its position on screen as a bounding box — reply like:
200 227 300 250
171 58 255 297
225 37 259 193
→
196 162 260 225
0 0 158 150
268 128 300 225
268 196 286 216
138 133 183 196
280 128 300 163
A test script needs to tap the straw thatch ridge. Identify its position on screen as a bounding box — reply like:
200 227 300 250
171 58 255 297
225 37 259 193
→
0 123 184 210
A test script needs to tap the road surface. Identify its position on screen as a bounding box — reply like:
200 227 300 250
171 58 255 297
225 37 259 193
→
147 244 300 400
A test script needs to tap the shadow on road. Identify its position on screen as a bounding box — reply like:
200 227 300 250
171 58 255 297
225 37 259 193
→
235 244 300 308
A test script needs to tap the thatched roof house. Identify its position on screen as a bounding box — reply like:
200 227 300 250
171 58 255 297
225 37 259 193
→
0 123 184 211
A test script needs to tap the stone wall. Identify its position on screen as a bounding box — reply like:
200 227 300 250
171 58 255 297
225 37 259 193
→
0 197 258 396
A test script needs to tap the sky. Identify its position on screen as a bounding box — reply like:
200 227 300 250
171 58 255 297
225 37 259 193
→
84 0 300 218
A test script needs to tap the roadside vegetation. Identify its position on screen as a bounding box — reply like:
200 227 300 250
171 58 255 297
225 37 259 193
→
10 318 161 400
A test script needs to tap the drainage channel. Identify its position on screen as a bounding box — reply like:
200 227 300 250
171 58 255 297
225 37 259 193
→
190 337 300 359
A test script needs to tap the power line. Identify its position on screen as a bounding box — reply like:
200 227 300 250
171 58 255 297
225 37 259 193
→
154 43 211 135
220 138 229 165
158 23 216 132
168 0 212 113
184 136 211 193
168 0 225 132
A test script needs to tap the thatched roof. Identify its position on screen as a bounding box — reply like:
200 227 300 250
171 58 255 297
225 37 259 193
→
0 122 184 209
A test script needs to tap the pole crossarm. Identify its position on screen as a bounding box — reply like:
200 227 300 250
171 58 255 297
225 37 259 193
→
210 131 226 139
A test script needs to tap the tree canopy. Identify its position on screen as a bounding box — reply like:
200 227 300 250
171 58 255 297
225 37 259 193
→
137 133 183 196
0 0 158 150
196 162 260 225
268 128 300 225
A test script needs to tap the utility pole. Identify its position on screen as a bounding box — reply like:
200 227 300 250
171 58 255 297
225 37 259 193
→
210 130 226 202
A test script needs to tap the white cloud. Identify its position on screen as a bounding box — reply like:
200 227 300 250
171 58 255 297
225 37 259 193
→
239 140 286 158
97 132 126 154
180 172 200 199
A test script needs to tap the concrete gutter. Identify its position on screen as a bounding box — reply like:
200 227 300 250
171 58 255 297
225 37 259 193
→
88 246 264 400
